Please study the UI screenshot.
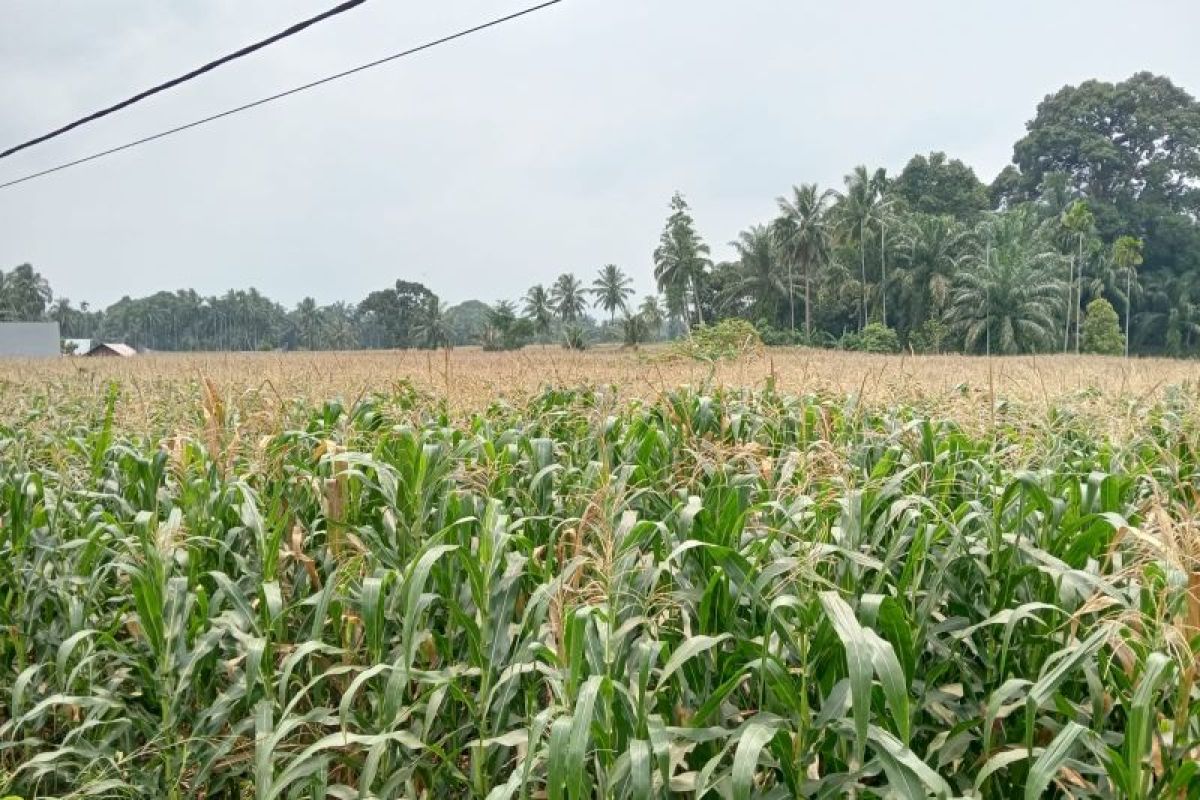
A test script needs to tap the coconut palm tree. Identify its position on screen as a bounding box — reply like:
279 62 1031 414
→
1060 200 1095 353
836 167 886 330
774 184 836 337
522 284 554 341
550 273 587 323
590 264 634 322
723 225 787 324
317 303 355 350
946 209 1065 354
47 297 76 336
0 263 52 321
638 295 664 340
876 194 897 329
491 299 518 324
294 297 323 350
1112 236 1144 357
414 296 452 349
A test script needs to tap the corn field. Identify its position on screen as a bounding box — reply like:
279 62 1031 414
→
1 376 1197 798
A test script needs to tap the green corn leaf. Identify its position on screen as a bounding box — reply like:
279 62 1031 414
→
732 722 778 800
820 591 872 767
1125 652 1174 800
1025 722 1088 800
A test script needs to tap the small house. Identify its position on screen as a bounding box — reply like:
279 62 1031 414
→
83 342 137 358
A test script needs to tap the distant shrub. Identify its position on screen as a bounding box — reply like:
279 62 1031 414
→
672 318 763 361
757 322 795 347
481 318 533 351
758 323 838 348
909 319 950 354
562 324 587 351
621 313 649 348
843 322 900 353
1082 298 1124 355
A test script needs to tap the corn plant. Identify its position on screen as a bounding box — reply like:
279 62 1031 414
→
0 381 1197 798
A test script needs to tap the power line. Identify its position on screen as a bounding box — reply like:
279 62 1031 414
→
0 0 370 161
0 0 563 191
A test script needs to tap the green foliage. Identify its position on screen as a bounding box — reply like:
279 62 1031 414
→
590 264 634 322
481 301 533 351
1113 236 1144 274
550 273 588 323
561 323 586 350
908 318 950 353
724 225 787 327
774 183 837 336
413 296 452 349
0 263 52 321
842 322 900 353
0 383 1196 796
620 312 648 347
757 320 800 346
947 207 1065 354
892 151 989 218
358 279 437 349
1082 298 1124 355
671 318 762 360
444 299 491 346
1014 72 1200 212
654 192 712 327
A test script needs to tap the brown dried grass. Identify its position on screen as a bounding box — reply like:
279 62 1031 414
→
1 345 1196 438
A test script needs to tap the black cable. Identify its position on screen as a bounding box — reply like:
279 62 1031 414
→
0 0 370 161
0 0 563 191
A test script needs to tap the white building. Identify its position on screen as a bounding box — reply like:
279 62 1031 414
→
0 321 61 357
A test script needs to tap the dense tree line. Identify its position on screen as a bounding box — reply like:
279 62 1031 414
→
5 71 1199 356
9 266 652 353
658 71 1200 355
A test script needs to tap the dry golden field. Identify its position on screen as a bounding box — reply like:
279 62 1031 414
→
1 345 1197 438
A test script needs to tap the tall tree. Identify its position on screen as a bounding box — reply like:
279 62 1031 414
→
1060 200 1095 353
550 273 587 323
590 264 634 322
294 297 323 350
892 152 989 218
1112 235 1144 357
522 284 554 341
1138 271 1200 355
0 263 52 321
946 208 1065 354
724 225 786 325
1013 73 1200 210
653 192 711 328
876 188 896 329
358 280 436 349
414 295 452 349
774 184 835 337
638 295 664 337
322 302 359 350
836 167 886 330
893 214 973 337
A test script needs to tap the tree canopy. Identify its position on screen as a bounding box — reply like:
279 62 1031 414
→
892 152 989 218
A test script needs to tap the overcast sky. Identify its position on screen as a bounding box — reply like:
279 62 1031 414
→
2 1 1198 310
